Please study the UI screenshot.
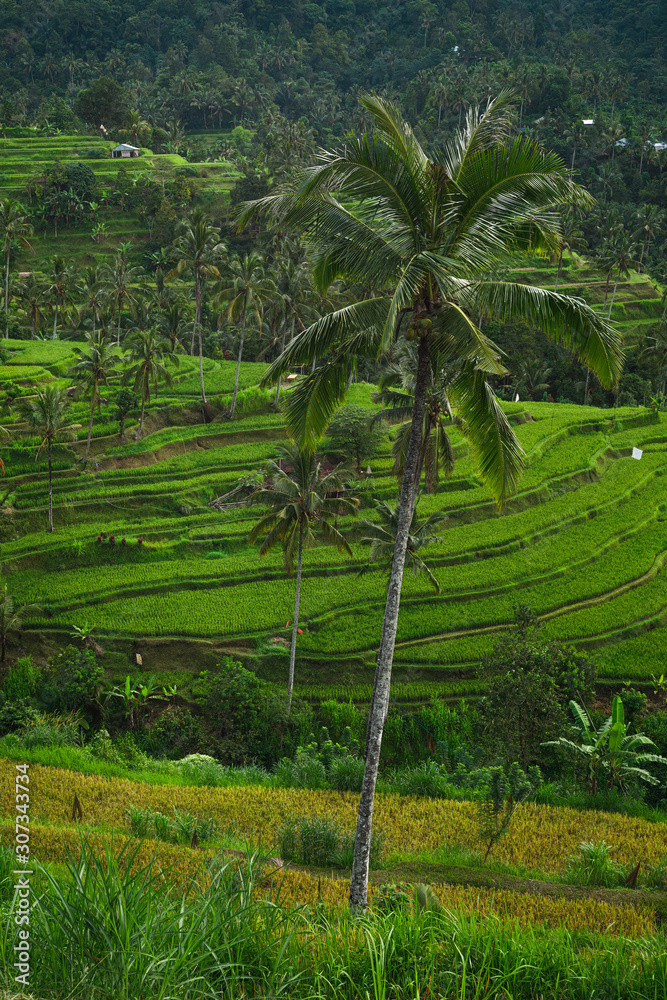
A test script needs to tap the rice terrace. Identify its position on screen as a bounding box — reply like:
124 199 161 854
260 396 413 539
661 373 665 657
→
2 1 667 998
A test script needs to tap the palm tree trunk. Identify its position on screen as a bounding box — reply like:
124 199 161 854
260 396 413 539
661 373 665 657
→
117 304 122 347
138 395 145 433
196 269 206 410
571 143 576 173
287 521 304 717
229 298 246 418
602 272 611 312
274 313 293 407
47 439 54 532
84 395 95 460
350 334 431 912
583 369 590 406
52 304 58 339
608 270 621 318
554 245 564 291
4 246 10 322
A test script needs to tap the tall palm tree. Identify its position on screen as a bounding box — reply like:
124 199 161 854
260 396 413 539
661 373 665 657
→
45 255 74 339
633 204 664 270
78 265 109 340
0 199 33 325
273 259 313 406
247 443 359 715
240 92 623 910
16 272 45 338
17 386 79 531
104 254 142 347
124 329 178 433
168 208 225 408
216 252 274 418
67 337 124 461
554 211 587 291
606 234 640 318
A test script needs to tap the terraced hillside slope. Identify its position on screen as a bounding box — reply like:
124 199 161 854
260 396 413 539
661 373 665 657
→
2 333 667 707
0 132 240 268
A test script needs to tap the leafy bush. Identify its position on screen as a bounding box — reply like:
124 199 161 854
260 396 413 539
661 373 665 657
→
0 699 39 736
174 753 224 786
2 655 40 700
41 645 104 714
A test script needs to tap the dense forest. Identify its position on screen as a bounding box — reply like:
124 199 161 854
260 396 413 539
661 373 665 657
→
1 0 667 406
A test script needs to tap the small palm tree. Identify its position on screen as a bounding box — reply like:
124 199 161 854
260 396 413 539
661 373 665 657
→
124 329 178 433
17 386 79 531
168 208 226 408
0 199 34 325
247 443 359 715
0 585 42 660
67 337 124 460
217 252 275 418
358 501 447 593
641 322 667 395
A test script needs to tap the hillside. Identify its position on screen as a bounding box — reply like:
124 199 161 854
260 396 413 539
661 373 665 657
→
0 131 241 270
2 254 666 709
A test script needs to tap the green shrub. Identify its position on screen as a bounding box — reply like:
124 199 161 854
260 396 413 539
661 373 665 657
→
2 656 39 700
41 645 105 714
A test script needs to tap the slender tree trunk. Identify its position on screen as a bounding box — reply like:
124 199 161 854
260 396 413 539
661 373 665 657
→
571 144 576 173
117 303 122 347
608 270 621 318
138 395 145 433
52 304 58 339
120 415 125 442
640 234 648 269
84 395 95 460
583 369 590 406
47 439 53 532
554 245 564 291
287 521 304 717
273 313 293 407
602 272 611 312
229 298 246 418
350 334 431 912
196 270 206 409
4 246 9 323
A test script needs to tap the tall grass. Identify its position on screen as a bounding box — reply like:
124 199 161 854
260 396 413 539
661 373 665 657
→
3 835 666 999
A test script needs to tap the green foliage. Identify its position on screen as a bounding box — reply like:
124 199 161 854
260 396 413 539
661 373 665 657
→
2 654 39 700
42 645 105 713
324 404 384 472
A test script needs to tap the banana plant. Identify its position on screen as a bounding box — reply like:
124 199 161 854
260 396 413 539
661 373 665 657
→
104 675 165 729
544 696 667 794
